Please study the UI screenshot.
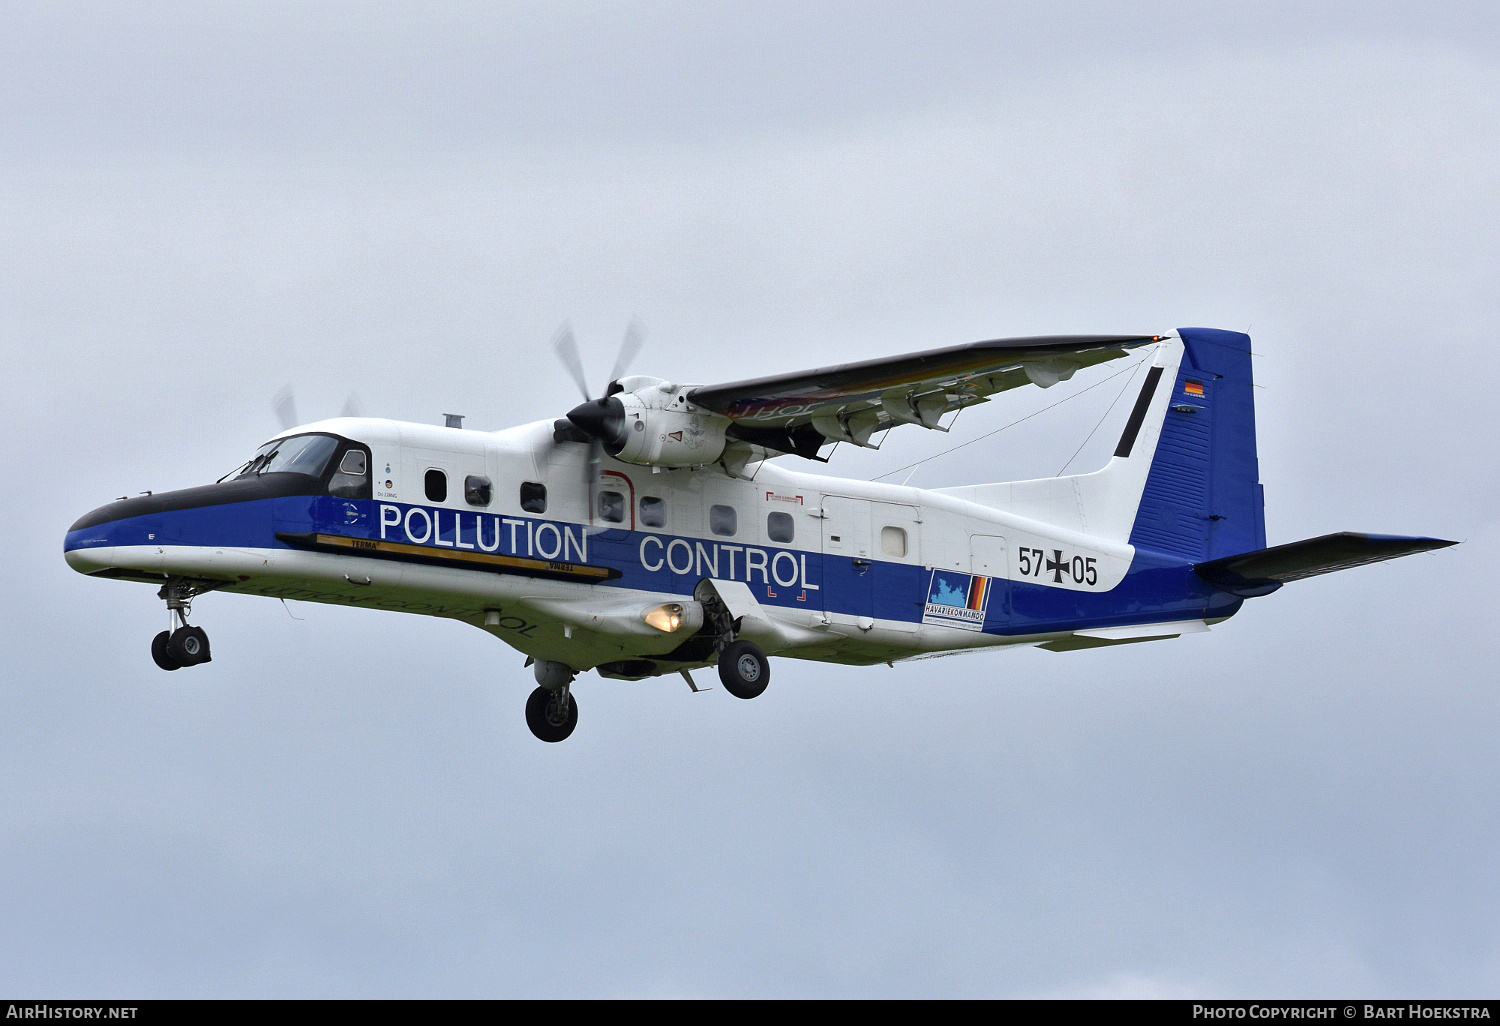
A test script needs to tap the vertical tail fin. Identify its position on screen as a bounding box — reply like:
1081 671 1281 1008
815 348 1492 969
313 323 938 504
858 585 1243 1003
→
940 328 1266 564
1124 327 1265 561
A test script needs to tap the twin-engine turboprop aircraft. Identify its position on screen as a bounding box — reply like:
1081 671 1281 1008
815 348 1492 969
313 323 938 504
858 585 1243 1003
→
64 326 1454 741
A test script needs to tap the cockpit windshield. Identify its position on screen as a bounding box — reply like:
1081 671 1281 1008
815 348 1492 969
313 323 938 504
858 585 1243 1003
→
235 433 341 479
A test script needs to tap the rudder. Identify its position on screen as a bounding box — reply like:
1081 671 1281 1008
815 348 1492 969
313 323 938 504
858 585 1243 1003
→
1126 327 1266 562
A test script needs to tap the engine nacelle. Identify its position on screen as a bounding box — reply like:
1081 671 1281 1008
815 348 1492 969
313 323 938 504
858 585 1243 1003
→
611 385 728 467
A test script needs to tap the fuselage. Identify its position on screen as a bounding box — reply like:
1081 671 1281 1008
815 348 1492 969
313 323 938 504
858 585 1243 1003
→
64 409 1238 677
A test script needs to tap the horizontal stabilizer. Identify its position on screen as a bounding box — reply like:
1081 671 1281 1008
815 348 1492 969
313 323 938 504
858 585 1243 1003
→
1038 619 1210 652
1194 532 1457 597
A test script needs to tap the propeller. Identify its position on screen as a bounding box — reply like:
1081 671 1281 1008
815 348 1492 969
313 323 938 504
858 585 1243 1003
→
271 385 366 432
548 317 648 524
273 385 299 432
552 322 592 403
610 315 647 385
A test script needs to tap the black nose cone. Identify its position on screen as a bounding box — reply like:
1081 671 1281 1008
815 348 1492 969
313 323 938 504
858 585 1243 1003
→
566 396 627 453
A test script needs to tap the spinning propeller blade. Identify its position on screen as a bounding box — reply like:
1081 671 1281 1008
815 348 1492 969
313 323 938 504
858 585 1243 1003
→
609 315 647 386
273 386 367 432
272 385 299 432
551 322 592 402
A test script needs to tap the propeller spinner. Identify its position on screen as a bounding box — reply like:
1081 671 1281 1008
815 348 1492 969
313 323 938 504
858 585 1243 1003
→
565 395 628 454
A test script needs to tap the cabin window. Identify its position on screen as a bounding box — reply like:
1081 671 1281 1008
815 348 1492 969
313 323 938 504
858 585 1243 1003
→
424 469 447 503
599 491 626 523
767 511 795 543
520 482 547 513
327 447 370 499
465 475 492 507
639 495 665 528
881 526 908 558
710 504 737 537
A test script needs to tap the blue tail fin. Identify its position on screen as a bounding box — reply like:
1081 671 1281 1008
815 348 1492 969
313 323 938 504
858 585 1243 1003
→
1127 327 1267 562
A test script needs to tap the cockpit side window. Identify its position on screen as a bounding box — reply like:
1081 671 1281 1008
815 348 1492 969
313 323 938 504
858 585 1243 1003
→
327 446 371 499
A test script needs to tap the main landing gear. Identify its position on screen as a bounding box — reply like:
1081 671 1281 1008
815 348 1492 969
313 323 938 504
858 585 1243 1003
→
518 633 771 743
718 639 770 700
694 583 771 701
150 580 213 671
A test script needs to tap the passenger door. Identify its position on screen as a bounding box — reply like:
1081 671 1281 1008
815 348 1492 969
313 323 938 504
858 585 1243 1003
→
820 495 872 622
869 502 924 631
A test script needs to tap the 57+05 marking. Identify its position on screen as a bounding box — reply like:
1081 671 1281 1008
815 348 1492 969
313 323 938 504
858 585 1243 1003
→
1016 546 1098 586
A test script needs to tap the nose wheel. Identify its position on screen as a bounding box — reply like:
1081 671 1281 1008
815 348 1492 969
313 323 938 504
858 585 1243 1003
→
525 685 578 742
150 580 214 671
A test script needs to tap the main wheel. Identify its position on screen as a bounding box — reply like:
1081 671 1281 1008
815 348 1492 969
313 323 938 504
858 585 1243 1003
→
151 631 181 671
525 686 578 743
718 640 770 699
167 625 212 666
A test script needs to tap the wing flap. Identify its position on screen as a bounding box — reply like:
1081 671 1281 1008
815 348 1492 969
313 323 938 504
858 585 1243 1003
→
1194 532 1457 596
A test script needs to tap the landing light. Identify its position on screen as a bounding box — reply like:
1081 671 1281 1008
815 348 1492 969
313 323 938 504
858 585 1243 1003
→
642 602 703 634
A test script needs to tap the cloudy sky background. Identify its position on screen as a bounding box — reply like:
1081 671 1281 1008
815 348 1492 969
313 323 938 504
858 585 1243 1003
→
3 1 1497 997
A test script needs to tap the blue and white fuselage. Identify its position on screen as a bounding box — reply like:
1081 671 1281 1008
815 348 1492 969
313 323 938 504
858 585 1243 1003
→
64 328 1452 737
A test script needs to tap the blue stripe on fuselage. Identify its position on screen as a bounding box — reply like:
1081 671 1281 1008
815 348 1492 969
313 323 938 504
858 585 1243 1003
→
66 496 1239 635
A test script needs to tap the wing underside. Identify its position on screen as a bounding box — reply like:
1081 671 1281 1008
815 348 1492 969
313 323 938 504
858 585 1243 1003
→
686 333 1162 457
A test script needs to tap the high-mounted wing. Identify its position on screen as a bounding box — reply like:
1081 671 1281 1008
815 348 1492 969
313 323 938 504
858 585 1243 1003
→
686 334 1163 458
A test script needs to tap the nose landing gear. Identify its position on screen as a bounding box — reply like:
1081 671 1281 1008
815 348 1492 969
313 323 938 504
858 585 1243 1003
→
150 580 214 671
525 685 578 743
525 659 578 742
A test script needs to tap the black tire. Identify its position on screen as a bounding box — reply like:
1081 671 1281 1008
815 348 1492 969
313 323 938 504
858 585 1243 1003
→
151 630 181 671
718 640 769 699
167 625 212 666
525 686 578 742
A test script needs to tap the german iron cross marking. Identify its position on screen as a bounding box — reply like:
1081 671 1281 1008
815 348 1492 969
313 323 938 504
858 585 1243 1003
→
1046 550 1067 583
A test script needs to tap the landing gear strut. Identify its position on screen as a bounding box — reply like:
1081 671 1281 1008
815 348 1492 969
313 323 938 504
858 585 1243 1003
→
693 583 772 700
151 579 213 671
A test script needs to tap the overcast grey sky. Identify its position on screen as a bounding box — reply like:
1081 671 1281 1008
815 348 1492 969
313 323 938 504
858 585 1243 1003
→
3 1 1497 997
